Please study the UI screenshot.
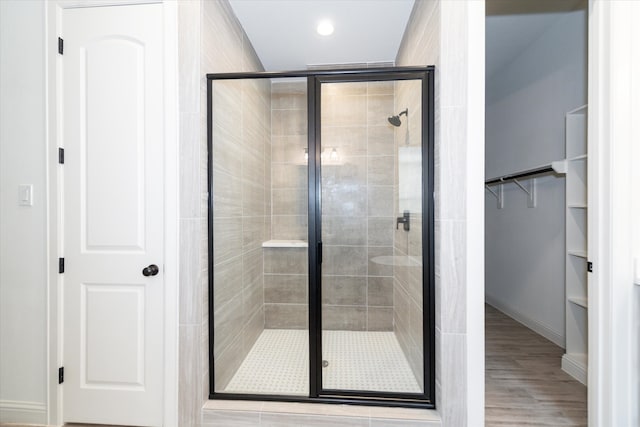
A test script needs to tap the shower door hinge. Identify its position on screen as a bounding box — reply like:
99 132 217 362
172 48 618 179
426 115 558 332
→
58 37 64 55
587 261 593 273
58 148 64 164
58 367 64 384
58 257 65 274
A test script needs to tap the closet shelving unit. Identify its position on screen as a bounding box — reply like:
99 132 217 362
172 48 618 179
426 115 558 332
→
561 105 588 385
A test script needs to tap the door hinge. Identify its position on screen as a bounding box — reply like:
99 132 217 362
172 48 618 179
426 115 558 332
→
58 367 64 384
587 261 593 273
58 148 64 164
59 257 65 274
58 37 64 55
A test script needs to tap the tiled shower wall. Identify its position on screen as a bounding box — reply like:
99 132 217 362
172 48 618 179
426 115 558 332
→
211 77 271 390
320 81 397 331
270 82 308 240
393 80 425 389
264 81 309 329
177 0 269 424
203 0 273 403
263 246 308 328
178 0 482 424
262 80 401 332
396 0 486 424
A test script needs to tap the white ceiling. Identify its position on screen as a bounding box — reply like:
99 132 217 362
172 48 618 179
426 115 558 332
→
485 13 562 78
485 0 586 78
228 0 586 76
228 0 415 71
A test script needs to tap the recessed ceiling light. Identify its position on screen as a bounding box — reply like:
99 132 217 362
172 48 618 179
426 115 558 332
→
317 20 334 36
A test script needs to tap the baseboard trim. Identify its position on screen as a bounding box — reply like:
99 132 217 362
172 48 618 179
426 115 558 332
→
562 354 588 385
485 296 565 348
0 399 47 424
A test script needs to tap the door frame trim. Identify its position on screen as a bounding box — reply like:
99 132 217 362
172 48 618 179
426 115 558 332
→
587 1 640 425
45 1 179 425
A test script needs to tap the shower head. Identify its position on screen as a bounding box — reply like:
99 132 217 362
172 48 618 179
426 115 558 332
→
388 115 402 127
387 108 408 127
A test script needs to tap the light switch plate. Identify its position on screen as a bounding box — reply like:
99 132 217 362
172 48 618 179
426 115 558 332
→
19 184 33 206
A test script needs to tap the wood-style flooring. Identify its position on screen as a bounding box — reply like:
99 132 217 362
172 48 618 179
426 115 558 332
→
485 304 588 426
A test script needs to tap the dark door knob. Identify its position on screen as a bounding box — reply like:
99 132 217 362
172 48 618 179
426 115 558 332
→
142 264 159 277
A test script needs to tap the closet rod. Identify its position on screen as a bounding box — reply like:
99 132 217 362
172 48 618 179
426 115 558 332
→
485 165 555 185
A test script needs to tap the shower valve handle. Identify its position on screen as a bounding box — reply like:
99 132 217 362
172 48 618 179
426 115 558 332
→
396 211 410 231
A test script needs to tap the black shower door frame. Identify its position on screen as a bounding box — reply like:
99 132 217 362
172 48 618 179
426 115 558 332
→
207 67 435 409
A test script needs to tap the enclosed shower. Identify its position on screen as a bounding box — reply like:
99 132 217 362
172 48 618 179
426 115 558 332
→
207 67 434 407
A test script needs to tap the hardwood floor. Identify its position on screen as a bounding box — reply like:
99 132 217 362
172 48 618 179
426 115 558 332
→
485 305 587 426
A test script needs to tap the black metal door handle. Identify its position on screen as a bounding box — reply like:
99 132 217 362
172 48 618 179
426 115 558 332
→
142 264 159 277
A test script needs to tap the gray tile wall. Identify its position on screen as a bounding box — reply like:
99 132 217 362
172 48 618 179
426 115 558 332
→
202 0 271 396
270 81 308 240
264 247 309 329
178 0 269 424
178 1 478 424
211 76 271 391
396 0 449 418
320 81 396 331
397 0 483 424
265 81 309 328
177 1 204 425
393 80 425 390
265 80 399 332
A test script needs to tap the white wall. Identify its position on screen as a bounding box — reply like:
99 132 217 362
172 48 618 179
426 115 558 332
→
485 10 587 345
0 0 48 423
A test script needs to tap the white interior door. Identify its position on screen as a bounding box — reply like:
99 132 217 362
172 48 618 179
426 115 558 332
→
61 4 164 426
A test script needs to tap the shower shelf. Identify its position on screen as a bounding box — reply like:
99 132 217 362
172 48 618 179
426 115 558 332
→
261 240 308 248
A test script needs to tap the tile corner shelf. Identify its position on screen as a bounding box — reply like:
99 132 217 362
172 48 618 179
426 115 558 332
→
262 240 309 248
563 105 588 385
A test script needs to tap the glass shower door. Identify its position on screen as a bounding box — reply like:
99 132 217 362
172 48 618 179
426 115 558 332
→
209 68 434 405
318 78 425 395
210 77 310 397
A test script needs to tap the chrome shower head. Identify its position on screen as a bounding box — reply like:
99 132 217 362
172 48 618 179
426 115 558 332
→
387 108 408 127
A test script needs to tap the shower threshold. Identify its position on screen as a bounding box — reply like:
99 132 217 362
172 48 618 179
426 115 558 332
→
222 329 421 396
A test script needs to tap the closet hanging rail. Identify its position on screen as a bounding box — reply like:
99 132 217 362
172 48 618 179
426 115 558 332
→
485 162 566 209
485 164 556 185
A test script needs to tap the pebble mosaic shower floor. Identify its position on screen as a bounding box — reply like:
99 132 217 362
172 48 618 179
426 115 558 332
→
223 329 421 395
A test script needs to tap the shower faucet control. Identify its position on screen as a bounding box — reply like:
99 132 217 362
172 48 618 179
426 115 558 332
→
396 210 410 231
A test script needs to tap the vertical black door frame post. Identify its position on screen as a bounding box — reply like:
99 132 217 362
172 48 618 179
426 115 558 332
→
307 75 321 398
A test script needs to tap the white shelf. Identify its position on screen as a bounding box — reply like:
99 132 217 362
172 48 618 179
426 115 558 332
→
568 296 588 308
563 105 588 384
567 104 588 115
567 250 587 258
568 154 587 161
261 240 308 248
